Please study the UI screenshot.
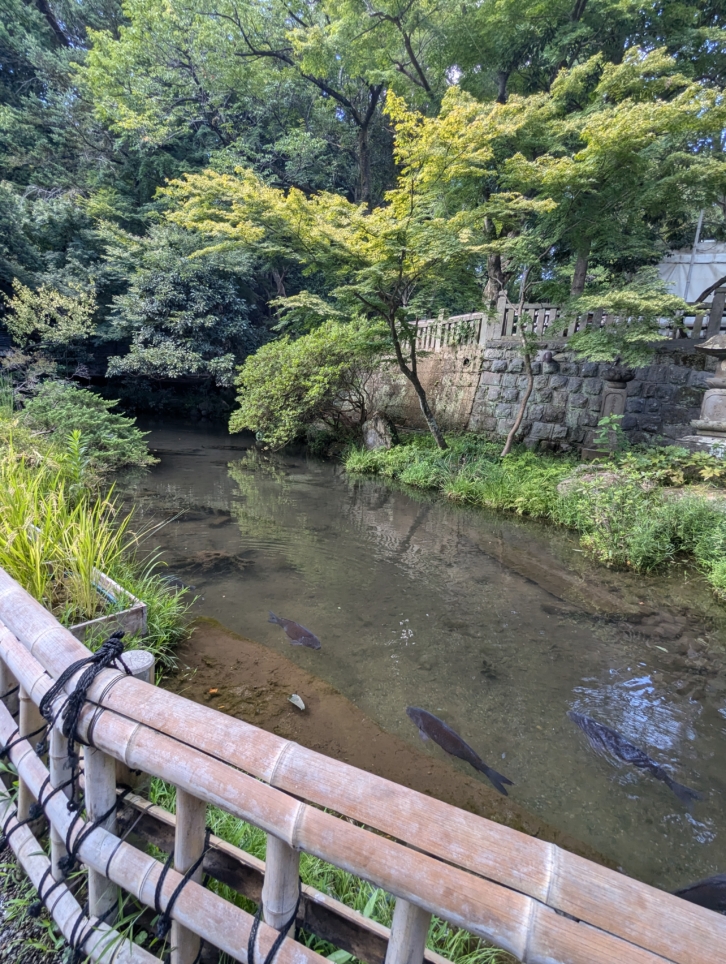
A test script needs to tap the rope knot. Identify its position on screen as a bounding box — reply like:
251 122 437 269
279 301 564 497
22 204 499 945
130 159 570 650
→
38 630 129 811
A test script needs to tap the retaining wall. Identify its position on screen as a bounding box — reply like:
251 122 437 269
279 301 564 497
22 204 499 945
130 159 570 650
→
372 343 717 450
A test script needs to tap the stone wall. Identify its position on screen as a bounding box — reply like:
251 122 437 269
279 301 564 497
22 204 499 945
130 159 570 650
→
372 342 716 450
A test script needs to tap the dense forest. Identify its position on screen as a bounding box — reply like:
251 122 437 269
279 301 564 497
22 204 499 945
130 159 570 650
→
1 0 725 417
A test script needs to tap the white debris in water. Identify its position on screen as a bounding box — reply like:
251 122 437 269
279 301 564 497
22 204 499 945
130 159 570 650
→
288 694 305 711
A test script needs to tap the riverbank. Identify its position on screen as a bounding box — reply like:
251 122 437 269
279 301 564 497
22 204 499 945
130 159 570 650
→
345 435 726 602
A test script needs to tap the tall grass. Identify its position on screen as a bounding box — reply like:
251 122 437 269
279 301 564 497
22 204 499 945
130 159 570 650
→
0 434 191 667
150 780 512 964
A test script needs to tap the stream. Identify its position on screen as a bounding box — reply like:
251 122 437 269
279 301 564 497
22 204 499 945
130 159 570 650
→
126 422 726 892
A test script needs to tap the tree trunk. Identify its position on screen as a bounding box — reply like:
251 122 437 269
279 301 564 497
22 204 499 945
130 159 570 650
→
484 253 506 304
358 126 371 207
570 243 591 296
410 375 447 450
500 352 534 457
386 318 447 450
496 71 509 105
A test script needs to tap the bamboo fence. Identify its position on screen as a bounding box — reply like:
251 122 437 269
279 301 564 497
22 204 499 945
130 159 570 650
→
0 566 724 964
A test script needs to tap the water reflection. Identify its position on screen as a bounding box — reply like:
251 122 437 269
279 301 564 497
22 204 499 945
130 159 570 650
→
127 423 726 889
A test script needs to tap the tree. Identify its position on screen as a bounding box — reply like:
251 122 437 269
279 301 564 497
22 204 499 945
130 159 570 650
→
105 225 257 386
3 280 97 369
163 98 494 448
230 319 380 447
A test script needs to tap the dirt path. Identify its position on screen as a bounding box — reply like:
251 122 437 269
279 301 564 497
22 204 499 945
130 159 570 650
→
169 618 613 866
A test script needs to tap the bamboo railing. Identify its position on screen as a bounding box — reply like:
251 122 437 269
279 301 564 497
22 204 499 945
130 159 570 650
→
0 566 724 964
414 288 726 352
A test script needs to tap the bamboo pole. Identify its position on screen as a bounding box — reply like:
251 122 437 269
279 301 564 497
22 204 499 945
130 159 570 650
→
0 626 697 964
0 655 17 790
172 788 208 964
262 834 301 930
119 790 454 964
0 702 330 964
49 726 69 879
0 791 160 964
17 684 43 820
86 743 120 921
0 578 724 963
385 900 431 964
116 650 155 792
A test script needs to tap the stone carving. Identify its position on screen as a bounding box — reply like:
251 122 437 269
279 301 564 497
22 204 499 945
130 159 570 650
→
690 334 726 437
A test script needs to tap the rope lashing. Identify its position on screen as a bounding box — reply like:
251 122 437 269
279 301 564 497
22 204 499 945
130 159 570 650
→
38 630 131 811
0 683 19 717
67 899 118 964
247 879 302 964
154 827 212 940
59 786 132 877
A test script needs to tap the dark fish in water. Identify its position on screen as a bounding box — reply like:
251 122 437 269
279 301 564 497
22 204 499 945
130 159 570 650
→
567 711 702 806
406 706 513 796
268 612 321 650
161 575 196 591
673 873 726 913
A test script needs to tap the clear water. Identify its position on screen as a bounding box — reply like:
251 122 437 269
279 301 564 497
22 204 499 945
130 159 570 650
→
126 422 726 891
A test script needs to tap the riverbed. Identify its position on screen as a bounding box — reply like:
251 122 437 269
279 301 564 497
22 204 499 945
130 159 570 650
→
127 422 726 891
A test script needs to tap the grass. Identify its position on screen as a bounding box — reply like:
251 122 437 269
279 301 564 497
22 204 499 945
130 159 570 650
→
0 391 191 668
344 434 726 601
149 780 512 964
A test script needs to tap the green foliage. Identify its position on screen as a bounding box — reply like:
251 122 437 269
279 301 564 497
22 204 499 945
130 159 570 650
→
106 224 257 387
593 414 629 452
345 433 726 599
3 279 96 349
20 381 155 473
230 321 380 449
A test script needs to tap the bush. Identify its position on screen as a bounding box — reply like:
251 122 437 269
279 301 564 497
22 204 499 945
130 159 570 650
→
20 381 155 473
230 321 381 449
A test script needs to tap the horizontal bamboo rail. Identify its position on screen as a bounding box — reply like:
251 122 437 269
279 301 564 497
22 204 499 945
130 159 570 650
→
0 793 158 964
116 790 453 964
0 567 724 964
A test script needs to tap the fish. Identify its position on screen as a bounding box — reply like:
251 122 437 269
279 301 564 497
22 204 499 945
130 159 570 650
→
405 706 513 796
673 873 726 913
567 711 702 806
268 612 322 650
161 575 196 591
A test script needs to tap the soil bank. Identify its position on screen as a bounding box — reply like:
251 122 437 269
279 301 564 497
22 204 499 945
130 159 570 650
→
169 618 614 868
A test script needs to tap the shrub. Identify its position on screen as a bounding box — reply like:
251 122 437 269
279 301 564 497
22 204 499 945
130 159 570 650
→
230 321 381 449
20 381 155 473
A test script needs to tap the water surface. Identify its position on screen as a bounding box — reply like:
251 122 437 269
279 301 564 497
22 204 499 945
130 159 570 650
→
127 422 726 891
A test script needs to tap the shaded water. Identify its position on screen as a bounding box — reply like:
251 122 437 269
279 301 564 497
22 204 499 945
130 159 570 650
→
128 423 726 891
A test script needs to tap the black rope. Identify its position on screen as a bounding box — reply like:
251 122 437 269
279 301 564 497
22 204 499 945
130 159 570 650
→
58 787 132 877
247 879 302 964
154 828 212 940
38 630 130 811
0 721 48 761
0 684 19 701
67 899 117 964
0 807 40 849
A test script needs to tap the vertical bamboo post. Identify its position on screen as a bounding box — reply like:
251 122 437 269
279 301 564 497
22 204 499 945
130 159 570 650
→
385 899 431 964
85 744 118 921
171 788 207 964
115 651 155 792
50 726 70 879
0 657 18 716
0 658 18 790
17 685 44 820
261 834 300 931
